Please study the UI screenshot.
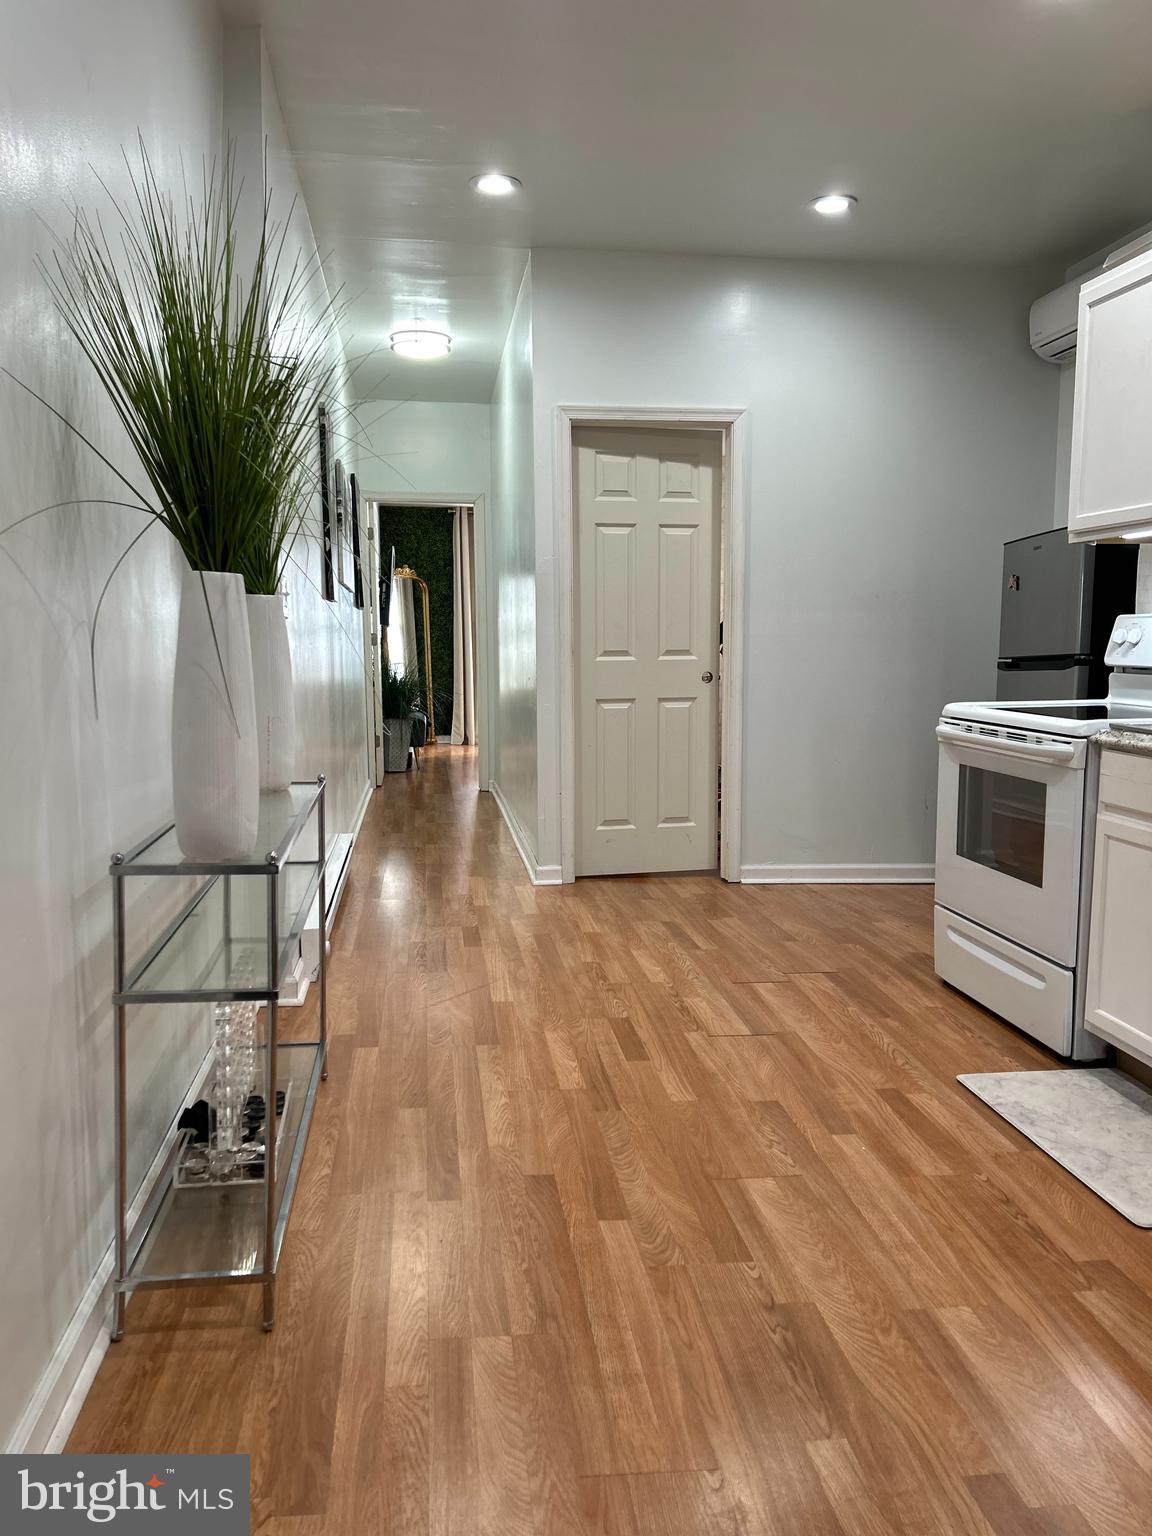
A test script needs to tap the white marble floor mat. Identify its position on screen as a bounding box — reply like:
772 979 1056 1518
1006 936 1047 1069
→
958 1068 1152 1227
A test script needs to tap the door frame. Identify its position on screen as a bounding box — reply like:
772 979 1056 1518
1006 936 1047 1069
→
359 499 384 786
365 490 492 790
554 405 749 883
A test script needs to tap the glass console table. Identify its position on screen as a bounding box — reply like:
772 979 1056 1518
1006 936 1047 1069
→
110 776 328 1336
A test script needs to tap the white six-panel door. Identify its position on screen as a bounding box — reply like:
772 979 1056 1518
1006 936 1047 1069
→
574 427 721 876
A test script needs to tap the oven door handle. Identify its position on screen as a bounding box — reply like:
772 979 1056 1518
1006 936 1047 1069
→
935 723 1079 765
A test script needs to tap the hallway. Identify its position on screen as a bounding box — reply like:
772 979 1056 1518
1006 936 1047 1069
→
70 748 1152 1535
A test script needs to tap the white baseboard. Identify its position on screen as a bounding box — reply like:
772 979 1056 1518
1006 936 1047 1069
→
278 947 310 1007
9 780 378 1453
490 780 558 885
349 778 373 842
740 862 935 884
4 1042 215 1455
287 831 356 1006
44 1323 110 1453
282 777 371 1006
5 1251 112 1455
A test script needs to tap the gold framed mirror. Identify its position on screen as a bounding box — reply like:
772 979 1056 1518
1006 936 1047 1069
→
391 566 436 740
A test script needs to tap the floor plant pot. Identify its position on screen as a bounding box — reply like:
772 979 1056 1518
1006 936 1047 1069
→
246 594 296 791
172 568 259 860
383 717 413 773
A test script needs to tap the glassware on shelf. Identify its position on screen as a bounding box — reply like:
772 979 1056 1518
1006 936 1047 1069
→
209 1002 255 1178
207 949 260 1182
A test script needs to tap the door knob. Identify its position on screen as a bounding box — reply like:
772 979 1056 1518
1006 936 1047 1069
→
701 670 714 683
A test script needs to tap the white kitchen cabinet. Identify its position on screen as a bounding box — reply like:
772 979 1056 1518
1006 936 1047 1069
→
1068 249 1152 542
1085 748 1152 1064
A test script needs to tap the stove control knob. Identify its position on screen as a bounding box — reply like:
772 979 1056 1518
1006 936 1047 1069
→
1128 626 1144 646
1114 626 1131 646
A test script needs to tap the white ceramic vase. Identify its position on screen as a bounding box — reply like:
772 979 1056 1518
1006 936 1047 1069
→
246 593 296 791
172 568 259 860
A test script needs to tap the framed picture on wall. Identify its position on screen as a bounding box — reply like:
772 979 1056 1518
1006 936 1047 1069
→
334 458 355 594
318 403 335 601
381 542 396 630
348 472 364 609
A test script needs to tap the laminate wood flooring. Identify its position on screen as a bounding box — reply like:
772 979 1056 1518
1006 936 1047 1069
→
69 748 1152 1535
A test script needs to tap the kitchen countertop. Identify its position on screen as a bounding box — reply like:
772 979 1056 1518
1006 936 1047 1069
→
1096 727 1152 757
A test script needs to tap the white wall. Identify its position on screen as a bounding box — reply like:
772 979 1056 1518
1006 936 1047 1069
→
0 0 222 1452
530 249 1061 878
357 400 491 502
260 42 370 836
1053 363 1077 528
488 264 540 862
0 10 368 1451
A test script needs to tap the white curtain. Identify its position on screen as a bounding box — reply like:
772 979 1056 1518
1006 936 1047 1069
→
451 507 477 745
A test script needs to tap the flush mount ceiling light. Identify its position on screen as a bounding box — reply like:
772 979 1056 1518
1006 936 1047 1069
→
470 171 522 197
810 192 858 217
389 329 452 360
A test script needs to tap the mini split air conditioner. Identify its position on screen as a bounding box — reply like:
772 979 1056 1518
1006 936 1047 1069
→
1029 271 1102 364
1030 228 1152 364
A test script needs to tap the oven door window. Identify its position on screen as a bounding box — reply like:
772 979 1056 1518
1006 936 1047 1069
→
956 765 1046 888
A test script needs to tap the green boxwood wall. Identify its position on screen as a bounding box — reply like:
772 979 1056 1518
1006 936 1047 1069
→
379 505 456 735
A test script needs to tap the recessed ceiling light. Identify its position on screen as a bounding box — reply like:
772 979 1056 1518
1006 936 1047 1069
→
471 172 521 197
390 329 452 360
810 192 858 217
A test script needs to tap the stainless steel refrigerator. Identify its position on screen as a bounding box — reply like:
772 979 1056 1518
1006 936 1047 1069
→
996 528 1136 701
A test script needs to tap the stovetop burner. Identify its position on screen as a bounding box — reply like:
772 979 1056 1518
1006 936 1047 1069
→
1001 703 1152 722
943 618 1152 737
940 695 1152 738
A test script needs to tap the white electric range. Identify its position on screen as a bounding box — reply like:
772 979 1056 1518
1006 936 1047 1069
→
934 615 1152 1059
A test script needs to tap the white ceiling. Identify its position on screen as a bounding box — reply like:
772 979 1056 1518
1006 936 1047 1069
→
246 0 1152 402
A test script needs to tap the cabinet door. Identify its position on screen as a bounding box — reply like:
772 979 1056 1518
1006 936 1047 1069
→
1085 796 1152 1061
1069 249 1152 542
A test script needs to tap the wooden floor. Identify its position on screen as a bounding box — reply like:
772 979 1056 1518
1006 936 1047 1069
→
71 747 1152 1535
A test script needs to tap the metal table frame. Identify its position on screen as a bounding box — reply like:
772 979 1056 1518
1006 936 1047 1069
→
109 776 328 1337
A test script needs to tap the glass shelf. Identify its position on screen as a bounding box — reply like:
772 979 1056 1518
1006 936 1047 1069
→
110 777 328 1335
125 1043 322 1285
115 782 322 876
112 782 324 1003
117 858 321 1002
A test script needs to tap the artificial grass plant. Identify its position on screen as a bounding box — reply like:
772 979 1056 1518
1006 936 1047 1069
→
15 140 343 599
